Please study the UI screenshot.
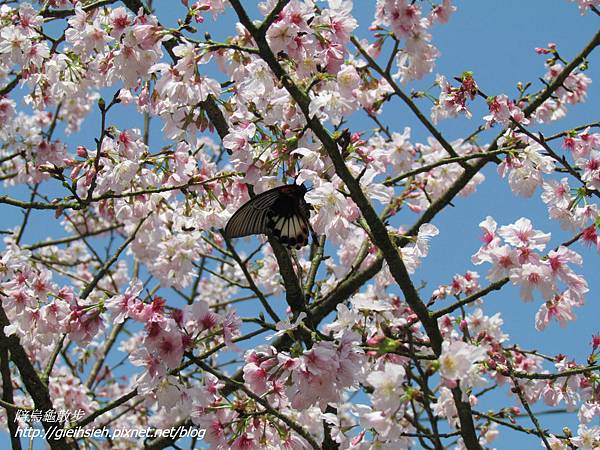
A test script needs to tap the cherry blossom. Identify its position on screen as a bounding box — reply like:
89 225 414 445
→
366 363 406 413
439 340 488 386
569 0 600 14
498 217 551 251
430 73 478 124
484 94 528 128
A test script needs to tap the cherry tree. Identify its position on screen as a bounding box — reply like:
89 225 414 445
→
0 1 599 449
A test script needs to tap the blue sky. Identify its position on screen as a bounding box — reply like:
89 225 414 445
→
1 1 599 448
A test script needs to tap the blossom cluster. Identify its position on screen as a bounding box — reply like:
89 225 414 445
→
472 216 589 330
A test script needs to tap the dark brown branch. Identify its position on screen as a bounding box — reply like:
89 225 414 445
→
258 0 290 35
433 278 509 318
79 216 148 300
74 388 138 429
0 346 22 450
384 149 507 186
507 361 552 450
522 29 600 117
222 234 281 323
511 364 600 380
0 74 21 95
24 224 124 250
85 322 125 389
0 307 69 450
42 0 119 18
351 37 468 165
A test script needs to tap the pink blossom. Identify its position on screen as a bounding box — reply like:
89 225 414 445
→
395 39 440 82
320 0 357 44
569 0 600 14
566 128 600 159
38 300 69 338
387 1 423 39
579 401 600 424
222 311 241 351
309 88 357 126
336 64 360 97
155 328 185 369
366 363 406 412
484 94 528 128
544 435 569 450
242 362 269 395
0 2 597 446
305 181 355 243
430 0 456 24
412 223 439 257
541 177 572 209
223 122 256 153
266 312 306 341
0 97 15 125
498 217 551 251
580 225 599 249
535 292 578 330
439 340 487 383
232 432 257 450
578 150 600 190
592 334 600 350
509 263 554 301
433 386 459 426
430 73 477 123
184 300 221 333
570 424 600 449
547 246 582 281
0 25 33 65
109 7 132 37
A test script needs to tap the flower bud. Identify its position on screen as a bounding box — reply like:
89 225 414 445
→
77 146 88 158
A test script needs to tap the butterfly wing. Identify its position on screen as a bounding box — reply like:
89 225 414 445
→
224 188 281 238
267 211 310 249
266 186 311 249
224 184 311 249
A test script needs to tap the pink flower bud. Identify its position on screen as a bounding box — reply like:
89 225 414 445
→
76 146 88 158
351 431 365 445
366 335 384 346
592 333 600 350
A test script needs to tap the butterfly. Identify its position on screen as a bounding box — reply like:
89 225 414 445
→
224 184 312 249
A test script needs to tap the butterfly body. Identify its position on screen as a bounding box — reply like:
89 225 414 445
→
224 184 312 249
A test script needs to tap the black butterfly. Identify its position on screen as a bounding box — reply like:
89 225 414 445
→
224 184 312 249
